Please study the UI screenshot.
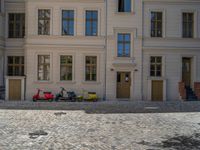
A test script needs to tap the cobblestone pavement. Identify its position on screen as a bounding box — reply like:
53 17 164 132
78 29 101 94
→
1 108 200 150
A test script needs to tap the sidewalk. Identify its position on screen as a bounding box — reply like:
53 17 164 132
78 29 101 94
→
0 100 200 113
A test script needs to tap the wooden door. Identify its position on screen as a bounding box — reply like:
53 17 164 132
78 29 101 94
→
182 58 191 87
9 79 21 101
117 72 131 98
152 80 163 101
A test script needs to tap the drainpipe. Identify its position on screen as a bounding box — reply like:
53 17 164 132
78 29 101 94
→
103 0 108 101
141 1 144 100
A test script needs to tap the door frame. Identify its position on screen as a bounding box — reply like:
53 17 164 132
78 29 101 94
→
116 71 133 100
5 76 25 101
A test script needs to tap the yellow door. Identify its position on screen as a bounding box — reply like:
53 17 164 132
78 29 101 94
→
182 58 191 87
9 79 21 101
152 80 163 101
117 72 131 98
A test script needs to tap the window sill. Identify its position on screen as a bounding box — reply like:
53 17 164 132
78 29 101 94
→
34 81 53 84
115 12 135 15
147 76 166 80
82 81 101 85
56 81 76 84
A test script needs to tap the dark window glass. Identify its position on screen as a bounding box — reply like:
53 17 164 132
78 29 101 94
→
182 13 194 38
85 56 97 81
86 10 98 36
62 10 74 36
38 9 50 35
118 0 131 12
7 56 24 76
151 12 162 37
150 56 162 77
38 55 50 81
8 13 25 38
117 33 131 57
60 56 73 81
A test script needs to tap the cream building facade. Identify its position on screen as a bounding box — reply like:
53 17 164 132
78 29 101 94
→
0 0 200 101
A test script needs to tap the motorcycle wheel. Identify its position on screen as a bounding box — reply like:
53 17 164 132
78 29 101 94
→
33 98 37 102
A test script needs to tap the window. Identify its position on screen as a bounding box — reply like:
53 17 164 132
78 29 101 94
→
182 13 194 38
60 56 73 81
7 56 24 76
38 9 50 35
0 0 2 12
85 56 97 81
85 10 98 36
118 0 131 12
117 33 131 57
38 55 50 81
151 12 162 37
8 13 25 38
62 10 74 36
150 56 162 77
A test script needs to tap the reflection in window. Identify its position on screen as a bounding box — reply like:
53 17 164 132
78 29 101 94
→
151 12 162 37
60 56 73 81
117 33 131 57
85 10 98 36
62 10 74 36
38 9 50 35
85 56 97 81
38 55 50 81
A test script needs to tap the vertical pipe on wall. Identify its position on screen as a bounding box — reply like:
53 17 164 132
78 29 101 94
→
103 0 108 100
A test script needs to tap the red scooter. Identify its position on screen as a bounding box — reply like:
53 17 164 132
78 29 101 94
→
33 89 54 102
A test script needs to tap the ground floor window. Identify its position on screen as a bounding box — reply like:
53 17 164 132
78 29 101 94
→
7 56 24 76
85 56 97 81
38 55 50 81
60 55 73 81
150 56 162 77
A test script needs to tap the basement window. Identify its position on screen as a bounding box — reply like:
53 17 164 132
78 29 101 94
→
118 0 131 12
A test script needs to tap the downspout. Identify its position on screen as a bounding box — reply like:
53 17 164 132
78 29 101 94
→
141 1 144 100
103 0 108 100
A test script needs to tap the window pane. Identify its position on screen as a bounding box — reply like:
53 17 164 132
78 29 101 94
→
38 55 50 80
117 33 131 57
85 56 97 81
8 13 25 38
151 12 162 37
86 11 98 36
62 10 74 36
38 9 50 35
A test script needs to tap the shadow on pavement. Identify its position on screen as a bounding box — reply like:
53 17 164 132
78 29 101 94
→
138 133 200 150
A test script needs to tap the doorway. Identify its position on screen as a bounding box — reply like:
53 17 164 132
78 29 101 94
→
9 79 21 101
151 80 163 101
116 72 131 99
182 58 191 87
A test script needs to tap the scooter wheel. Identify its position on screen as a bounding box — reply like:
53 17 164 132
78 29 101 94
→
33 99 37 102
49 99 53 102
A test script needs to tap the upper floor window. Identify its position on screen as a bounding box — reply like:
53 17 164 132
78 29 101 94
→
38 9 50 35
0 0 2 13
60 55 73 81
62 10 74 36
7 56 24 76
150 56 162 77
117 33 131 57
8 13 25 38
85 10 98 36
182 13 194 38
38 55 50 81
151 12 162 37
85 56 97 81
118 0 131 12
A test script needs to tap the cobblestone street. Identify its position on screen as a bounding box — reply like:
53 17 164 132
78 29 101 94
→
1 102 200 150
